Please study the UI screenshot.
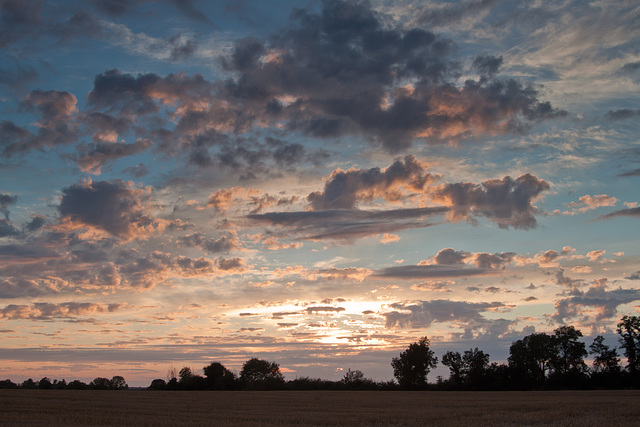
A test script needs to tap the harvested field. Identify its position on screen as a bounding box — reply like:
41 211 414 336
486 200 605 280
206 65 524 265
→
1 390 639 426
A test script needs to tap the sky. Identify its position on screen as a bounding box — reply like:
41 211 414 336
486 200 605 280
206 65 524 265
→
1 0 639 387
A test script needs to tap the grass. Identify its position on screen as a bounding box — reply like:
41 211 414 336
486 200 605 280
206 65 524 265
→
1 390 639 426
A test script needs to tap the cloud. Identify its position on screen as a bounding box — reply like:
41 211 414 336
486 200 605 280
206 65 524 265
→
410 280 454 292
305 306 346 314
57 179 160 240
599 206 640 220
564 194 618 214
626 271 640 280
75 138 153 174
2 90 79 156
216 0 563 151
247 207 449 242
552 279 640 322
179 233 240 254
0 193 17 220
606 108 640 121
0 0 42 48
431 173 550 229
0 301 127 321
374 264 493 279
383 299 509 330
307 155 436 210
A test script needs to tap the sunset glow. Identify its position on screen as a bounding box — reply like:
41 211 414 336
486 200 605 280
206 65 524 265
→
1 0 639 386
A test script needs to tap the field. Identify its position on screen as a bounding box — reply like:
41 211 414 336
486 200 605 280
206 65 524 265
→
1 390 639 426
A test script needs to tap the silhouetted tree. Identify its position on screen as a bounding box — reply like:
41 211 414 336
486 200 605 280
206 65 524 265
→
239 358 285 390
463 348 490 389
340 369 375 389
66 380 88 390
0 379 18 389
109 375 128 390
148 379 167 390
90 377 111 390
508 332 554 388
441 351 464 385
21 378 36 389
38 377 53 389
550 326 587 375
391 337 438 390
203 362 236 390
617 315 640 375
589 335 620 374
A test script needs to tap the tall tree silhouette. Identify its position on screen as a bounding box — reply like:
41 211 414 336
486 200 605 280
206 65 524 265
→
617 315 640 377
391 337 438 390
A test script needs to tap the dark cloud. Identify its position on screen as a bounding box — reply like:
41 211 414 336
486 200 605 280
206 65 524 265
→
433 173 550 229
471 252 516 269
620 61 640 74
605 108 640 121
87 69 213 117
179 233 238 254
0 277 51 298
307 155 435 210
618 168 640 177
0 301 126 320
555 268 583 288
75 138 153 174
383 299 507 329
92 0 210 23
58 179 157 239
0 220 19 237
472 53 503 77
215 0 562 151
553 280 640 322
433 248 469 265
2 90 79 156
625 271 640 280
374 264 493 279
0 193 18 220
247 206 449 242
599 206 640 220
0 0 42 48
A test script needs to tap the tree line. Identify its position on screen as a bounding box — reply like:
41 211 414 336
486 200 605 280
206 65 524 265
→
2 315 639 391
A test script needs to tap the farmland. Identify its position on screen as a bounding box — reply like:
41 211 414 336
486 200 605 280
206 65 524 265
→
1 390 639 426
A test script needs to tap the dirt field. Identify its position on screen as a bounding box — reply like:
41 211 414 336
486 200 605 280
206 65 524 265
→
1 389 639 426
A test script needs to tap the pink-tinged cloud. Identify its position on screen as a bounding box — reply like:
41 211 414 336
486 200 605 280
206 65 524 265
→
307 155 436 210
432 173 550 229
0 301 127 320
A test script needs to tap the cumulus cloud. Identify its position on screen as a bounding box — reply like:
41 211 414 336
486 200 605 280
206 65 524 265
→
57 179 160 240
431 173 550 229
75 138 153 174
564 194 618 214
214 0 563 151
307 155 436 210
552 279 640 322
383 299 509 330
1 89 80 156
